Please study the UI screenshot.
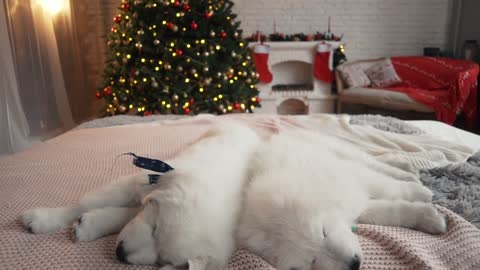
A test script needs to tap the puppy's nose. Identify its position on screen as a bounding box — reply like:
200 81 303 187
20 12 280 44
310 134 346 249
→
116 241 128 263
349 255 360 270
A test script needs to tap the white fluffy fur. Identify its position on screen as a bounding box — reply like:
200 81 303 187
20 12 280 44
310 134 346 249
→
237 130 447 270
22 124 447 270
22 123 260 269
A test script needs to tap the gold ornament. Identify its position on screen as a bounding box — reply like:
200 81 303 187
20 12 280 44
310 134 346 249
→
172 25 179 32
173 94 179 101
177 66 184 72
228 68 234 74
137 29 144 35
234 32 239 38
122 57 128 63
115 39 121 45
203 51 210 57
164 64 172 70
216 72 222 78
152 81 159 88
153 39 160 45
205 78 212 85
119 105 127 113
190 68 197 74
209 31 216 37
203 66 209 72
231 51 237 57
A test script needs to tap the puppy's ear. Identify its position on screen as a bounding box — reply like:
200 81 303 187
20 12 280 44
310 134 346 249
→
142 190 163 206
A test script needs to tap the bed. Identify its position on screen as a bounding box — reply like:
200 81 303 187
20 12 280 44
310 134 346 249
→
1 114 480 270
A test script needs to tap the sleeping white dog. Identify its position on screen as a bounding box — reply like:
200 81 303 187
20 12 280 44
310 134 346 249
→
22 123 260 269
237 129 448 270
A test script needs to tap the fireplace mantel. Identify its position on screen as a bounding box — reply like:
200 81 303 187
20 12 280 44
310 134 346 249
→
249 41 338 115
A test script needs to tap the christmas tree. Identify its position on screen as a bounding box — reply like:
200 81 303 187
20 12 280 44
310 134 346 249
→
98 0 261 116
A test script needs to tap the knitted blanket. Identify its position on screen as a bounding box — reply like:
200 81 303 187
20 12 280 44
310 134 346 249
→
1 114 480 270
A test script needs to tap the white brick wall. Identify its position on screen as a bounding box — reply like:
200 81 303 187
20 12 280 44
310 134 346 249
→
101 0 453 61
234 0 453 60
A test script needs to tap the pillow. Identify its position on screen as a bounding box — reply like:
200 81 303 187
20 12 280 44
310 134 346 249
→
337 63 371 88
364 58 402 88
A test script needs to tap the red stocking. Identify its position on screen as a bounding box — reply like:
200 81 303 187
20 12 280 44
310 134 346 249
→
314 43 334 83
253 44 273 83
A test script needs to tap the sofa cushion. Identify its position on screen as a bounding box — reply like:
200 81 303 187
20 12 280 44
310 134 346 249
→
364 58 402 87
337 63 371 88
340 87 433 113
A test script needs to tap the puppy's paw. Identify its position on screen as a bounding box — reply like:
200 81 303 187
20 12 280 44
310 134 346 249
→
408 183 433 203
72 212 100 242
22 208 69 234
417 205 448 234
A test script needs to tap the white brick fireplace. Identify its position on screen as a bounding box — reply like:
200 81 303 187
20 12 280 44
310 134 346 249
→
250 42 336 115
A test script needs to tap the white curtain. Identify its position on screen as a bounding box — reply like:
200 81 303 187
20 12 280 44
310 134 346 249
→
0 2 30 155
1 0 76 156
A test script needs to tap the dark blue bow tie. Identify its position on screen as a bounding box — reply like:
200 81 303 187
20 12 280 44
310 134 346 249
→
123 153 174 184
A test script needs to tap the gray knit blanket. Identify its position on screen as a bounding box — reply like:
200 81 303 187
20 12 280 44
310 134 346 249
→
76 114 480 228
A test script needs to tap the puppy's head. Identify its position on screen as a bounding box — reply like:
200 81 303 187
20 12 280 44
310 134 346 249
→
238 183 362 270
115 199 158 265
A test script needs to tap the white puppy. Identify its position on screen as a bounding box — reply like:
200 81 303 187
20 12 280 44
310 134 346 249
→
237 130 447 270
22 123 260 269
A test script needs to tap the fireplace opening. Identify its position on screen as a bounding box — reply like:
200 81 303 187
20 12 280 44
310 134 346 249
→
270 61 313 91
277 98 308 115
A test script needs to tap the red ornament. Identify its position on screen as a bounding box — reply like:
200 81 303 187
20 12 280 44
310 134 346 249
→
190 98 195 105
144 111 152 116
167 22 175 30
110 27 117 32
220 31 227 39
256 97 262 103
183 4 190 11
306 35 312 41
204 11 213 19
103 86 112 95
176 49 183 56
95 92 102 99
184 107 190 114
113 15 121 23
174 1 181 7
233 103 240 110
190 21 198 30
122 3 130 11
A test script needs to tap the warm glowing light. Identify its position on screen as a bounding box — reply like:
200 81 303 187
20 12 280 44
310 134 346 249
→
218 94 223 99
167 104 171 108
186 44 191 48
143 77 147 82
199 87 204 92
170 42 175 47
155 66 160 71
162 101 166 105
129 104 133 109
215 45 221 50
228 106 233 111
37 0 66 16
200 39 205 44
214 97 218 101
185 78 190 83
126 54 131 59
141 58 146 63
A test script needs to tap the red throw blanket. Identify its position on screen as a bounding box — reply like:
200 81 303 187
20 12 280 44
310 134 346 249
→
381 57 479 129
